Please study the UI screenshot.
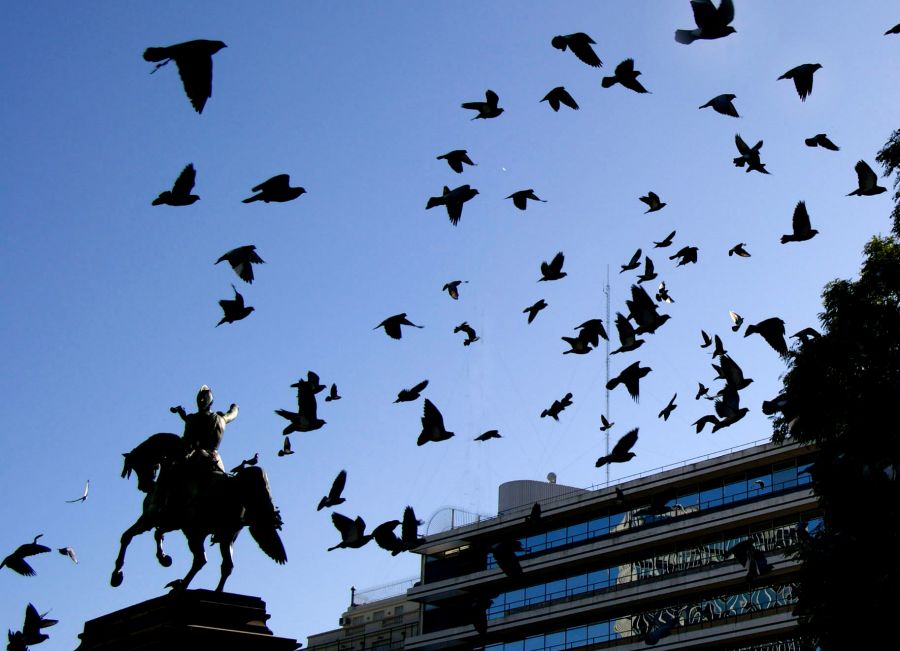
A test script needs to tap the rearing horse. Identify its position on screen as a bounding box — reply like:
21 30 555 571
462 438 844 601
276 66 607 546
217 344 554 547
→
112 433 287 591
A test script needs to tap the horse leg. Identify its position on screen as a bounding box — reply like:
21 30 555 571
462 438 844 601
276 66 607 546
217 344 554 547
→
111 516 153 587
169 531 207 591
155 528 173 567
215 533 237 592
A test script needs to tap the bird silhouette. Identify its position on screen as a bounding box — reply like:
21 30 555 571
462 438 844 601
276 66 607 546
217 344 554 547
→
541 392 573 420
611 312 645 355
454 322 480 346
711 334 727 358
65 480 89 503
658 394 678 421
507 189 546 210
606 361 651 402
474 430 501 442
728 243 751 257
277 436 295 457
639 191 666 213
700 330 712 348
143 39 226 113
696 382 710 400
293 370 327 395
711 384 750 430
524 503 542 528
216 245 265 284
230 453 259 474
780 201 818 243
541 86 579 112
372 520 404 555
804 133 839 151
275 380 325 434
418 399 455 445
886 23 900 35
778 63 822 101
599 415 614 432
327 513 371 551
400 506 424 550
9 603 58 648
713 354 753 390
317 470 347 511
523 299 548 324
744 317 788 356
1 535 50 576
847 160 887 196
669 245 698 266
442 280 468 300
675 0 736 44
729 310 744 332
551 33 602 67
437 149 476 173
461 90 503 119
242 174 306 203
636 257 658 284
601 59 650 93
653 231 676 248
152 164 199 206
395 380 428 403
620 248 642 273
699 93 739 117
727 539 772 580
625 285 668 336
324 383 341 402
374 313 423 339
791 327 821 344
58 547 78 564
217 285 254 326
426 184 479 225
490 540 523 577
733 135 769 174
596 428 639 467
539 251 567 281
574 318 608 346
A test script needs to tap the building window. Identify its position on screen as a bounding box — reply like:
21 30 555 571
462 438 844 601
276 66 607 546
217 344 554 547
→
372 610 384 620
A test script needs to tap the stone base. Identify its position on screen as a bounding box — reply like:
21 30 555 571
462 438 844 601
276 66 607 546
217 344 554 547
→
76 590 300 650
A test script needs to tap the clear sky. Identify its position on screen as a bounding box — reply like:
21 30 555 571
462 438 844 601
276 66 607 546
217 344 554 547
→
1 2 897 648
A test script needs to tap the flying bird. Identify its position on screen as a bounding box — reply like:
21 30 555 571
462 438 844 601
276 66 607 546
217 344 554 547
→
733 135 769 174
601 59 650 93
324 383 341 402
143 39 226 113
491 540 524 577
606 361 651 402
454 322 480 346
610 312 644 354
669 245 698 266
551 33 602 67
317 470 347 511
847 160 887 196
418 399 455 445
700 330 712 348
626 284 670 335
327 513 371 551
699 93 739 117
712 334 727 358
437 149 476 173
507 189 546 210
639 191 666 213
230 453 259 474
395 380 428 403
778 63 822 101
714 354 753 390
574 318 608 346
275 381 326 434
658 394 678 421
216 245 265 283
1 535 50 576
541 86 579 112
11 603 58 648
152 164 199 206
217 285 254 326
461 90 503 119
653 231 676 248
541 392 573 420
372 520 404 555
66 480 89 504
675 0 736 44
636 257 657 284
886 23 900 35
780 200 818 243
744 317 788 356
728 243 750 257
539 251 567 281
242 174 306 203
374 313 423 339
58 547 78 564
804 133 839 151
791 327 821 344
596 428 639 467
523 299 548 324
277 436 295 457
599 414 614 432
426 184 480 225
656 281 674 303
474 430 501 442
442 280 468 300
620 248 642 273
711 384 750 430
727 539 771 580
696 382 710 400
729 310 744 332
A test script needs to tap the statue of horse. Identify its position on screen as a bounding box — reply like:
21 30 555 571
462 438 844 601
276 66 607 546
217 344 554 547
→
112 432 287 591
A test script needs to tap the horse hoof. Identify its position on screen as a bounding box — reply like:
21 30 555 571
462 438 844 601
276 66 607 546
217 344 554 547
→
160 555 173 567
111 571 124 587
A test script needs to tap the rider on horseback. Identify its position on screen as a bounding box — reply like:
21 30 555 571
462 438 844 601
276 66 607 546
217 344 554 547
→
171 384 239 474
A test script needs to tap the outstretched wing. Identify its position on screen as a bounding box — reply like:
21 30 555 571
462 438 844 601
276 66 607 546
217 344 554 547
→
611 428 639 456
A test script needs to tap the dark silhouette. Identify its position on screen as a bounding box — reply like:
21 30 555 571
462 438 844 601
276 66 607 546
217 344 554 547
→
596 428 639 467
58 547 78 564
778 63 822 101
710 384 749 430
640 191 666 213
475 430 501 442
620 248 642 273
242 174 306 203
713 354 753 390
636 256 657 284
418 399 455 445
700 330 712 348
541 392 573 420
611 312 645 354
523 298 548 324
733 135 769 174
230 453 258 474
506 189 546 210
745 317 788 355
574 318 608 346
653 230 676 248
217 285 254 326
143 40 226 113
461 90 503 119
669 245 699 266
453 321 480 346
524 503 542 527
601 59 649 93
216 245 265 284
696 382 710 399
728 242 750 257
599 414 614 431
1 535 50 576
373 506 423 555
727 539 771 580
442 280 468 300
791 327 821 344
539 251 567 281
805 133 839 151
374 313 423 339
699 93 739 117
395 380 428 403
437 150 476 173
541 86 579 111
712 334 727 358
317 470 347 511
675 0 736 44
277 436 294 457
372 520 403 555
152 164 199 206
561 332 593 355
66 480 89 503
426 184 479 225
7 603 57 650
327 513 371 551
324 383 341 402
847 160 887 196
606 361 651 401
490 540 523 577
275 376 326 434
886 23 900 35
781 200 818 243
658 394 678 420
729 310 744 332
551 33 602 67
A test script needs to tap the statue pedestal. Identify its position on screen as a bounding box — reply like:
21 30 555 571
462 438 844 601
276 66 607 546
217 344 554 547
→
75 590 300 650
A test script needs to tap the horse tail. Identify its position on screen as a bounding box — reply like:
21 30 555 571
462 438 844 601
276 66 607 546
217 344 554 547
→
238 467 287 564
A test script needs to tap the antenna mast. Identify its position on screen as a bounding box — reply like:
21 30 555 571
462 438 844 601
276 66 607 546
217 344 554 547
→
603 265 611 486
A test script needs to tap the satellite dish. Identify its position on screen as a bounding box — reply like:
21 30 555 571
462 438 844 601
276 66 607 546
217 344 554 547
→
547 472 557 484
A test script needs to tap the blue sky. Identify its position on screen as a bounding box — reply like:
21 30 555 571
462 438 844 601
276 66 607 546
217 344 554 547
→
1 2 897 647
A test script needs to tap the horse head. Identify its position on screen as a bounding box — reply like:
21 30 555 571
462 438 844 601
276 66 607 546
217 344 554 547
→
122 433 184 493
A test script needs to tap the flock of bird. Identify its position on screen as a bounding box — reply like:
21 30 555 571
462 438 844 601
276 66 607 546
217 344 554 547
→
4 2 898 645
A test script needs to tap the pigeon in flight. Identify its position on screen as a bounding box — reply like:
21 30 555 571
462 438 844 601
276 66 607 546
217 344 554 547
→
620 248 642 273
242 174 306 203
461 90 503 119
66 480 89 504
699 93 739 117
541 392 573 420
712 385 750 431
574 318 608 346
639 191 666 213
523 299 548 324
58 546 78 564
10 603 58 648
847 160 887 196
700 330 712 348
442 280 468 300
669 246 699 266
601 59 650 93
658 394 678 421
551 33 602 67
713 354 753 391
454 322 480 346
596 428 639 467
327 513 371 551
275 380 325 434
539 251 567 281
729 310 744 332
474 430 501 442
733 135 769 174
653 231 676 248
1 535 50 576
317 470 347 511
324 383 341 402
606 361 651 402
804 134 839 151
727 539 771 580
886 23 900 35
152 164 199 206
374 313 423 339
541 86 579 112
216 245 265 284
490 540 524 577
395 380 428 403
778 63 822 101
599 414 614 432
780 201 818 243
507 189 547 210
418 399 455 445
675 0 736 44
696 382 710 400
372 520 404 555
217 285 254 326
712 334 727 358
744 317 788 356
437 149 476 174
636 257 657 284
791 327 821 345
426 184 479 225
143 39 226 113
277 436 295 457
655 281 674 304
728 243 751 257
626 285 670 335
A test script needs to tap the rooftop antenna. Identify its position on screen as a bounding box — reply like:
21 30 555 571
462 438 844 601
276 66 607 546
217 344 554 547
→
603 265 611 486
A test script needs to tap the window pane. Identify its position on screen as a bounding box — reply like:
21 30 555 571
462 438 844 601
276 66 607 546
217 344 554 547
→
724 475 747 504
588 568 609 589
676 486 699 508
587 620 611 642
748 469 772 497
566 625 587 643
546 579 566 601
588 515 609 535
700 480 724 509
525 583 545 606
524 636 544 651
773 462 798 491
567 573 587 595
525 534 546 554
